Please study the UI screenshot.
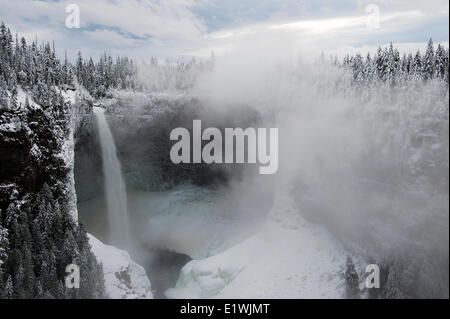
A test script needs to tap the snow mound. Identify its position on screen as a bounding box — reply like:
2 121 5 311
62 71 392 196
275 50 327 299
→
88 234 153 299
17 88 41 110
60 89 76 105
166 194 348 299
0 120 21 133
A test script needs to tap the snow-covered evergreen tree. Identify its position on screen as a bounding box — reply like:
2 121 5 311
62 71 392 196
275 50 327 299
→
422 38 435 81
343 39 448 86
0 22 105 299
0 210 8 272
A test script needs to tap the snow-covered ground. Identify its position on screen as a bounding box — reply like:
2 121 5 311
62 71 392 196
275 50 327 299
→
166 194 350 299
80 183 354 299
88 234 153 299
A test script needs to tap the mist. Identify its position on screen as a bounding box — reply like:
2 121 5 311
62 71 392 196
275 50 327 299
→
1 0 448 302
137 42 448 297
75 37 449 298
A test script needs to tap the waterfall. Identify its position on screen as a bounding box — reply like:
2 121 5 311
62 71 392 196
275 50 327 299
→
93 107 130 249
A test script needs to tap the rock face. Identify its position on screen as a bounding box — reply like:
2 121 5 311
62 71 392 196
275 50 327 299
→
73 112 103 202
0 86 109 299
73 91 262 201
0 88 82 219
88 234 153 299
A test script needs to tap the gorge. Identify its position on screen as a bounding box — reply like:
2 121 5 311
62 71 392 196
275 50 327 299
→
1 16 447 300
76 96 274 298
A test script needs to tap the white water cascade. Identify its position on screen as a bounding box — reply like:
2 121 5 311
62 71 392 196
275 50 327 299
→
93 107 130 249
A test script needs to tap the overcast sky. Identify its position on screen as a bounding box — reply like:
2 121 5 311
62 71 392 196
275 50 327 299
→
0 0 448 62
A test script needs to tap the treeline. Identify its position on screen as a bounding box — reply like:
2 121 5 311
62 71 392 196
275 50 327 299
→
0 22 74 111
137 55 214 92
0 21 139 108
0 20 209 101
74 52 214 96
75 52 137 98
340 38 449 85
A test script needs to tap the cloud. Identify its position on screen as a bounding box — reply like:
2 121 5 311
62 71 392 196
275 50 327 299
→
1 0 206 38
183 5 448 61
1 0 207 58
0 0 448 60
356 0 449 15
79 0 205 40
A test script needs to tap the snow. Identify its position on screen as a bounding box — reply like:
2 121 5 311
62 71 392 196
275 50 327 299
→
166 193 349 299
17 88 41 110
59 99 78 221
88 234 153 299
60 89 76 105
30 143 42 160
55 85 94 221
0 121 21 133
0 87 42 132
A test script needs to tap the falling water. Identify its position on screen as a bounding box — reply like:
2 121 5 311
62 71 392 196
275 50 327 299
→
93 106 130 249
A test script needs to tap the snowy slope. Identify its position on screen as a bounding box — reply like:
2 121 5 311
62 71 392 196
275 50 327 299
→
166 194 349 299
88 234 153 299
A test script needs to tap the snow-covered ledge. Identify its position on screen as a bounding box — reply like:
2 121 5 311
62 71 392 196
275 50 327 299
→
88 234 153 299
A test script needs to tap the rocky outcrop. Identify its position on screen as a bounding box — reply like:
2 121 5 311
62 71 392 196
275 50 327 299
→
88 234 153 299
0 89 77 216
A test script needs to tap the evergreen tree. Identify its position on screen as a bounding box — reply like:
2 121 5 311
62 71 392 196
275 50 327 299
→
435 44 448 81
0 23 107 295
385 262 404 298
345 256 360 299
422 38 435 80
412 50 423 80
4 275 13 299
342 41 448 85
76 51 83 85
9 77 18 110
0 209 8 273
0 77 8 109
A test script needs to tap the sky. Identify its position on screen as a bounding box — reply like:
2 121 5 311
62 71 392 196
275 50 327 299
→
0 0 448 62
